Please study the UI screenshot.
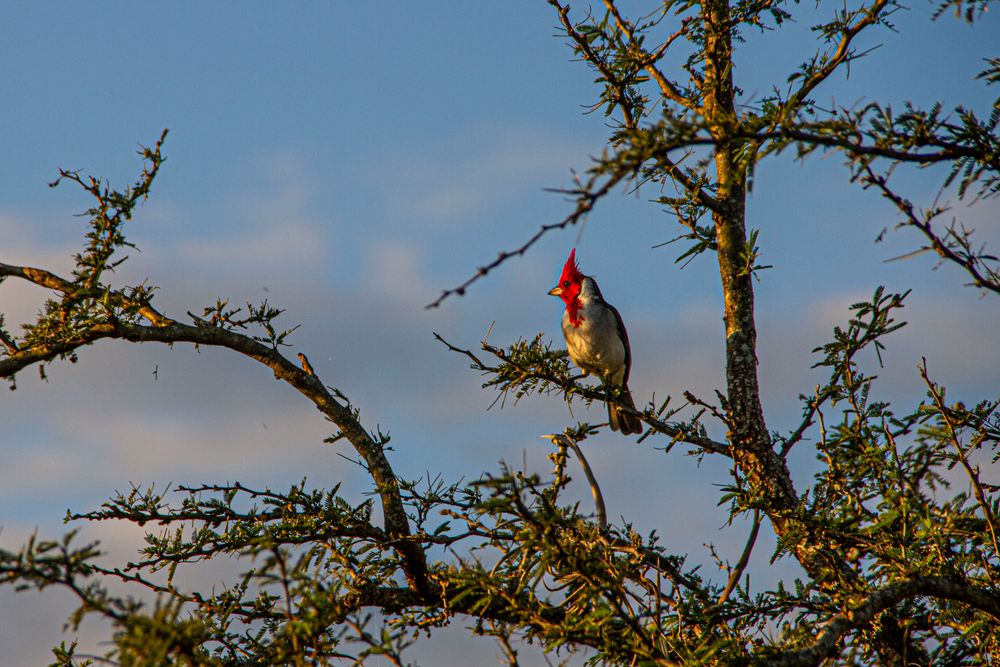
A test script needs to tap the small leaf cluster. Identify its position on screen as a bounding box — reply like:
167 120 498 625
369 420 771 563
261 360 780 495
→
194 298 300 349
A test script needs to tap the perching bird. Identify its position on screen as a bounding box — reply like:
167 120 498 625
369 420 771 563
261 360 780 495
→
297 353 315 376
548 249 642 435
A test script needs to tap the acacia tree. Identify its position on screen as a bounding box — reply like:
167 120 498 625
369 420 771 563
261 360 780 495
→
2 1 999 665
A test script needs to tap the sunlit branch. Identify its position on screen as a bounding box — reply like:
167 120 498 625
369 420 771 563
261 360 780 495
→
544 433 607 529
0 261 430 595
600 0 696 110
426 168 626 309
780 0 894 118
549 0 640 130
718 510 761 605
434 333 730 456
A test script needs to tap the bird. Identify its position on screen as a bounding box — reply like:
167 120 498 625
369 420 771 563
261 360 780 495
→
548 248 642 435
297 353 315 376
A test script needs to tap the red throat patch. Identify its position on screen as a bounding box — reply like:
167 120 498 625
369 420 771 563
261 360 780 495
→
558 249 585 327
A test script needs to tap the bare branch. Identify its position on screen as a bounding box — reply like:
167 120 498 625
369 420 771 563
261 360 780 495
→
426 167 624 309
544 433 607 529
718 510 760 605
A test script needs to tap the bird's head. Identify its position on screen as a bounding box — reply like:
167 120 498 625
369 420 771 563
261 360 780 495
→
548 248 585 309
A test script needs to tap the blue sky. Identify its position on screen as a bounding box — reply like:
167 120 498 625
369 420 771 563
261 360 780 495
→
1 2 998 664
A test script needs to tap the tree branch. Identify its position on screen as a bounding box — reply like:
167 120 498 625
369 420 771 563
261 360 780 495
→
0 263 430 595
544 433 607 529
860 165 1000 294
426 168 624 309
920 359 1000 560
718 510 760 605
780 0 894 119
756 576 1000 666
600 0 696 110
435 333 731 456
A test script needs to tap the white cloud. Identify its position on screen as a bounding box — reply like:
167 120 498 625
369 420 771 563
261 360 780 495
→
177 152 329 268
363 241 436 305
376 124 593 225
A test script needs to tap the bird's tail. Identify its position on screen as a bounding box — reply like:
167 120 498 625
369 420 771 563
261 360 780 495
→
608 385 642 435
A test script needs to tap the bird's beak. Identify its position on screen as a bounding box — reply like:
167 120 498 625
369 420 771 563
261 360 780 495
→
548 285 563 297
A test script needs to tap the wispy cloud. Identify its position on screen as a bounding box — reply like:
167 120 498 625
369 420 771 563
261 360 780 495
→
177 152 329 268
373 124 593 225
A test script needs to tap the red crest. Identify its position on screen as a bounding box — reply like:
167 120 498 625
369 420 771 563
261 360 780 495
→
559 248 584 285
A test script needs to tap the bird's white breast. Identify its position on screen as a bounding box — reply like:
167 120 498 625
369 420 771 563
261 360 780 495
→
562 298 627 385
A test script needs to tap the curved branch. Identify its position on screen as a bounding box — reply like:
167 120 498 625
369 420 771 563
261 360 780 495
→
549 0 640 130
780 0 894 118
860 165 1000 294
544 433 607 529
718 510 760 605
0 263 430 595
599 0 696 110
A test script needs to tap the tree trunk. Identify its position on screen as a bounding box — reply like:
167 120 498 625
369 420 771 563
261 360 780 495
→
702 0 797 511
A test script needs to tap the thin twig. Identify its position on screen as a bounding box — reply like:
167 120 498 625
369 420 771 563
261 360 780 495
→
426 170 625 309
862 165 1000 294
919 359 1000 560
601 0 695 109
545 433 607 529
718 510 761 605
780 386 832 457
435 333 730 455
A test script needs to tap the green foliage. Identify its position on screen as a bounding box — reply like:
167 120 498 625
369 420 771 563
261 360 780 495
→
195 299 300 349
2 2 999 665
2 133 164 393
480 334 574 405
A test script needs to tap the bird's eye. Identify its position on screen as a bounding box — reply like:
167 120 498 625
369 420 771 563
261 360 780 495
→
562 280 570 288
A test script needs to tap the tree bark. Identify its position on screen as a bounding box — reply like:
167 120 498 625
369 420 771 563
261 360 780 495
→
702 0 797 511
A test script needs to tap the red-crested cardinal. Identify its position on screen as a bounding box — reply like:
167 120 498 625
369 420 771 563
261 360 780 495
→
548 249 642 435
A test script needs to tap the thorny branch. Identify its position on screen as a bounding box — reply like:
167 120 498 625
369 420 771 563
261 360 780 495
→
0 156 431 596
434 332 730 456
861 164 1000 294
426 168 625 309
919 360 1000 560
4 2 1000 663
